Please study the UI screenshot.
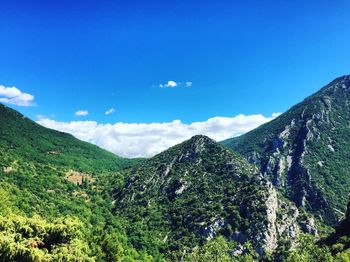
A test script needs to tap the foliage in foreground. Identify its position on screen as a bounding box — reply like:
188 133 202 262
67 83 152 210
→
0 214 92 261
0 213 159 262
181 234 350 262
183 236 258 262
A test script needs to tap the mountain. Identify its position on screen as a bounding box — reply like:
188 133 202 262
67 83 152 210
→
289 197 350 261
328 198 350 242
223 75 350 225
0 103 153 261
0 101 317 260
323 197 350 254
0 102 136 220
113 135 314 259
5 74 350 260
0 103 136 173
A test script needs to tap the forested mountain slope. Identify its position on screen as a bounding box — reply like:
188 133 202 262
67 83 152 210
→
4 73 350 261
113 135 314 259
0 103 152 261
0 103 136 172
223 75 350 225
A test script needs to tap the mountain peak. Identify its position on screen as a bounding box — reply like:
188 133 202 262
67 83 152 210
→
224 75 350 224
319 75 350 94
150 134 228 165
180 134 218 154
182 134 217 148
113 134 307 256
188 134 213 141
330 74 350 85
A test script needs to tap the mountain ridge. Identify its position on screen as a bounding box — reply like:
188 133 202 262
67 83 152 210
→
2 75 350 260
0 103 137 172
223 75 350 224
113 134 315 258
0 102 153 261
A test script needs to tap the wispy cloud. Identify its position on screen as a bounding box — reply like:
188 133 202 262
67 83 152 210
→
37 114 55 120
272 112 282 117
0 85 35 107
37 113 279 158
105 108 115 115
185 81 193 87
159 80 178 88
75 110 89 116
159 80 192 88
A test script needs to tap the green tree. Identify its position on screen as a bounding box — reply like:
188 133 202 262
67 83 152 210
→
285 234 333 262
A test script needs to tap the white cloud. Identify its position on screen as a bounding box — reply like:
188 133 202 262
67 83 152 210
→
0 85 35 106
159 80 178 88
105 108 115 115
272 112 282 118
37 114 55 120
185 81 193 87
75 110 89 116
37 113 278 158
159 81 193 88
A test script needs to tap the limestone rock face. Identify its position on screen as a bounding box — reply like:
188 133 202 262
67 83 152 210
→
224 75 350 225
113 135 304 255
253 182 314 254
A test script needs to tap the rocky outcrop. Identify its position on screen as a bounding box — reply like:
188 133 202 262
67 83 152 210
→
255 182 317 254
264 183 278 251
113 135 306 257
203 219 226 241
224 76 350 225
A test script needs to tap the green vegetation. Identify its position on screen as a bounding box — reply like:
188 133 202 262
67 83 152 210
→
184 236 258 262
2 76 350 261
223 75 350 224
113 135 289 259
0 103 156 261
184 231 350 262
0 214 93 261
0 103 137 173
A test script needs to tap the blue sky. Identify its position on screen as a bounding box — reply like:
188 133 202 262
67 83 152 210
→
1 0 350 157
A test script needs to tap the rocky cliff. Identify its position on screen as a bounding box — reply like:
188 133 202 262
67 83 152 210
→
223 76 350 225
113 135 314 256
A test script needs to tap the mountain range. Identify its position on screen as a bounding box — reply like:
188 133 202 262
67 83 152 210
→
1 76 350 261
223 75 350 225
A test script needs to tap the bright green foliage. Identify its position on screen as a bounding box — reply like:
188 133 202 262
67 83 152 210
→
184 237 258 262
0 214 93 261
0 103 137 173
335 249 350 262
176 233 350 262
0 103 156 261
185 236 236 262
271 178 350 262
285 234 333 262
